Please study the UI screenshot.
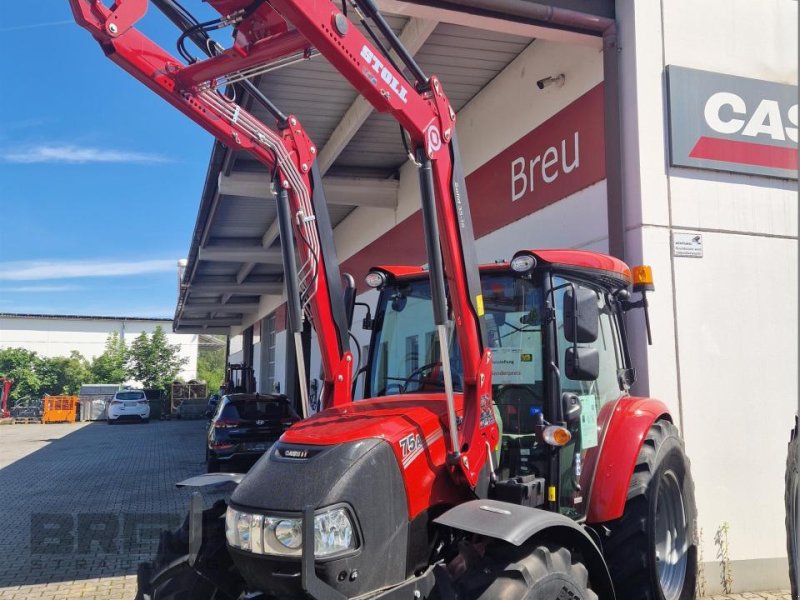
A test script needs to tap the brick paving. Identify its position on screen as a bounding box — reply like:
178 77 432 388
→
0 421 794 599
0 420 220 599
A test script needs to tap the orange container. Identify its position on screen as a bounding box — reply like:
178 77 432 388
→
42 395 78 424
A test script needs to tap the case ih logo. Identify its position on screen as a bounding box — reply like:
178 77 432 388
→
667 66 798 179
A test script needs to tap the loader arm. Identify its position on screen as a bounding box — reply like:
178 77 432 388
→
69 0 355 412
69 0 497 488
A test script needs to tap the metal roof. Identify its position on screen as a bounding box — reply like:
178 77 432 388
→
173 0 613 334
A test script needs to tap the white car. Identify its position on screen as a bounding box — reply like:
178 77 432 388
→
108 390 150 424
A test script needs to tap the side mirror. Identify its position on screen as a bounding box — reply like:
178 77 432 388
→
565 347 599 381
563 287 599 344
342 273 356 330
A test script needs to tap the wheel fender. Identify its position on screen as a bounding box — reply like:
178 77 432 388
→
434 499 615 599
586 396 671 524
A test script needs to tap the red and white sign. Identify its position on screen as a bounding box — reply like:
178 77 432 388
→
340 85 607 284
466 83 605 237
667 66 798 179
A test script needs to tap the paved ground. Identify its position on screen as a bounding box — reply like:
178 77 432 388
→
0 419 221 599
0 420 793 600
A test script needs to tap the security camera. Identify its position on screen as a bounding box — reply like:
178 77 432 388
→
536 74 566 90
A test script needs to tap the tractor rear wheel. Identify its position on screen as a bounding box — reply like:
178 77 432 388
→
597 420 697 600
456 544 599 600
787 418 798 599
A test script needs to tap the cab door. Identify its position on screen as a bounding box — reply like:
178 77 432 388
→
550 275 626 519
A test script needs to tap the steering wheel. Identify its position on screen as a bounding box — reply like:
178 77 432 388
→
401 361 441 393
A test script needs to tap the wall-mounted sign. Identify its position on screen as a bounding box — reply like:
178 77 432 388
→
466 84 606 237
672 232 703 258
666 66 798 179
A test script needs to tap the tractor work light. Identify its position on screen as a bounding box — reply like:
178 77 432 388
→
632 265 655 292
510 253 537 273
226 506 357 558
365 271 387 288
543 425 572 447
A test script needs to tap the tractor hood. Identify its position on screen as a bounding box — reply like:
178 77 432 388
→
248 395 468 518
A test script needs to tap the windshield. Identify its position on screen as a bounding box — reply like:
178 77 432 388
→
367 274 544 397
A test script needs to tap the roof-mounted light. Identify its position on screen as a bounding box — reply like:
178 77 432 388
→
632 265 654 292
365 271 387 288
510 253 537 273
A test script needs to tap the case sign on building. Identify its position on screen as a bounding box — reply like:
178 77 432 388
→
666 66 798 179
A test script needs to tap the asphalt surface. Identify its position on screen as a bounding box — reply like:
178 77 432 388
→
0 420 792 600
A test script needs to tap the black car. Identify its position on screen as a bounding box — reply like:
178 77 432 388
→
206 394 300 473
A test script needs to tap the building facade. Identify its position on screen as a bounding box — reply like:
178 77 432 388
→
0 313 199 382
174 0 797 592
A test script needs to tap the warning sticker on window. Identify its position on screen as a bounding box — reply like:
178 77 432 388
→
492 347 538 384
578 394 599 449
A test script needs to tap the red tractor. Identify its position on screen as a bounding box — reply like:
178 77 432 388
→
70 1 697 598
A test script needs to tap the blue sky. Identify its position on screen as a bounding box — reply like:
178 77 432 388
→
0 4 225 318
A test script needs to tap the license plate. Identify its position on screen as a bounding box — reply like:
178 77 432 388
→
246 443 268 452
124 402 137 408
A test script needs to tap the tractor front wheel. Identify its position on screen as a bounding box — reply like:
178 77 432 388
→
787 418 798 599
135 500 244 600
597 419 697 600
456 544 599 600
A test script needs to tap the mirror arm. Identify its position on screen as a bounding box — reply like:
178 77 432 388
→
621 292 653 345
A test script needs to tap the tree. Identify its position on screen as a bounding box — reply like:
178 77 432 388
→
197 340 225 394
0 347 43 404
89 332 128 384
39 351 90 395
127 326 188 390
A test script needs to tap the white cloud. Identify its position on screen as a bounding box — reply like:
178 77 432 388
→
2 285 81 293
0 259 178 281
0 20 73 33
0 144 172 165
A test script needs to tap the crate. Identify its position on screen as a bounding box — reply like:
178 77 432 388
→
42 396 78 424
170 382 208 419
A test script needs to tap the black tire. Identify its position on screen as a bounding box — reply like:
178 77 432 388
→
787 419 798 599
597 420 697 600
135 500 244 600
456 543 598 600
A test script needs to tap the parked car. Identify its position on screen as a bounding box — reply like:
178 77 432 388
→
108 390 150 424
206 394 300 472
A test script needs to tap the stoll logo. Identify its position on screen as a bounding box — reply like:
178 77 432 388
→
667 66 798 179
360 45 409 104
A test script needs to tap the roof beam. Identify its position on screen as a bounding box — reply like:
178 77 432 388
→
198 246 283 264
179 318 243 328
236 220 281 286
317 17 438 175
174 326 234 334
219 173 399 208
189 281 284 295
375 0 600 46
182 302 260 315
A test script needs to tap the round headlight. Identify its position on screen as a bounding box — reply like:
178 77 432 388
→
275 519 303 549
365 271 386 288
510 254 536 273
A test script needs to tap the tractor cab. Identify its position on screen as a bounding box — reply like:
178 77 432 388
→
362 249 639 520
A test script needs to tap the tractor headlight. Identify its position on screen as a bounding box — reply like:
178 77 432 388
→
226 506 358 558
